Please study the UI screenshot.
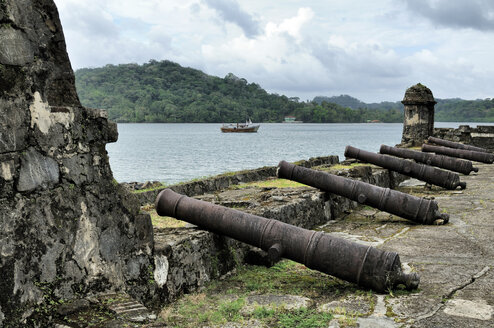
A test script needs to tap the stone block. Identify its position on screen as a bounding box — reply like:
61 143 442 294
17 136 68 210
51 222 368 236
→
17 147 59 192
0 28 34 66
62 153 94 185
0 156 17 199
0 98 27 153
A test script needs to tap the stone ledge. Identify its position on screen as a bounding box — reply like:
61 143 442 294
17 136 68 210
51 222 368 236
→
434 125 494 151
132 155 339 205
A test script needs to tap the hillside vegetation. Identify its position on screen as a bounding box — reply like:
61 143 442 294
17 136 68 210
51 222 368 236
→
315 95 494 122
75 60 493 123
74 60 402 123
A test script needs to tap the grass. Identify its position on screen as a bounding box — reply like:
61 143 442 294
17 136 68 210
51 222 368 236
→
141 204 187 228
226 260 347 297
275 308 334 328
159 260 368 327
161 294 244 327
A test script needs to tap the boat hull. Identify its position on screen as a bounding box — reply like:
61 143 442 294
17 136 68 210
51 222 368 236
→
221 125 260 133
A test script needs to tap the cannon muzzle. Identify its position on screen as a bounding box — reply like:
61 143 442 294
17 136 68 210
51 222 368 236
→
422 144 494 164
277 160 449 225
428 136 491 153
345 145 465 190
379 145 478 175
155 188 420 292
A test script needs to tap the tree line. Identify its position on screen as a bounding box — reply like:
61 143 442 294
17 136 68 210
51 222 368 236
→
74 60 493 123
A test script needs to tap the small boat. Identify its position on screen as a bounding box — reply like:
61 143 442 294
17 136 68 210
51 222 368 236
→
221 119 260 133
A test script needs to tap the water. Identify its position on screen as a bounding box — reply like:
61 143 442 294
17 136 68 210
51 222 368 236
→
107 122 492 184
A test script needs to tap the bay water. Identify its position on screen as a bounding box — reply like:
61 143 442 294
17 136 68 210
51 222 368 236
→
107 122 487 184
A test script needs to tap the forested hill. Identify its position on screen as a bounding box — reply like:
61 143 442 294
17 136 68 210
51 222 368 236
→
313 95 402 111
75 60 301 122
435 98 494 122
74 60 402 123
75 60 493 123
314 95 494 122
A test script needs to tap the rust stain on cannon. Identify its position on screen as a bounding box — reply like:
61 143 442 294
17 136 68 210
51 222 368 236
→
345 145 466 190
277 160 449 225
380 144 478 175
428 136 491 154
155 188 420 293
422 144 494 164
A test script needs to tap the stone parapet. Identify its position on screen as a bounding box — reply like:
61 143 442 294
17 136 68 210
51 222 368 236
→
132 155 340 206
433 125 494 151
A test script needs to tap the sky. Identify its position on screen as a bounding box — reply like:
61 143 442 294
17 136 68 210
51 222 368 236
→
53 0 494 103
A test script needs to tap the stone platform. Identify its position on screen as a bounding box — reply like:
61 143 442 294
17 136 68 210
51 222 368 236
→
155 163 493 327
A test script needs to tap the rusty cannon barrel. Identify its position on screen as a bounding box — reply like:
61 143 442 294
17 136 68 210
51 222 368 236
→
380 145 479 175
428 136 491 153
277 160 449 225
156 188 420 292
422 144 494 164
344 145 466 190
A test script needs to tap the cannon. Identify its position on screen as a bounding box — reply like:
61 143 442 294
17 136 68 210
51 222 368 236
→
422 144 494 164
277 160 449 225
428 136 491 154
344 145 466 190
379 145 478 175
155 188 420 292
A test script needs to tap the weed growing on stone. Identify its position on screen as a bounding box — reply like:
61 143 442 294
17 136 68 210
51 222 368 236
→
329 307 359 327
386 285 420 299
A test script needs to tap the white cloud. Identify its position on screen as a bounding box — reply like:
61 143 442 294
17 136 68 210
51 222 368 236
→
54 0 494 102
266 8 314 40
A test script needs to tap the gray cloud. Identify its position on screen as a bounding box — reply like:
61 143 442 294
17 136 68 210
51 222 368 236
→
59 3 119 39
404 0 494 31
203 0 261 37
